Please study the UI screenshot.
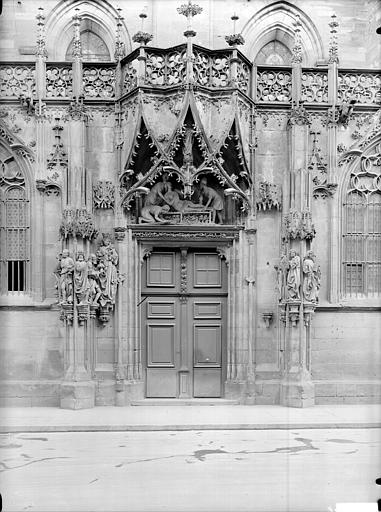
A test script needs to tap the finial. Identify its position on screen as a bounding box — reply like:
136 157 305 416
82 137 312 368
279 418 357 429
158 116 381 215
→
36 6 48 58
72 8 82 59
225 12 245 46
328 13 339 64
132 6 153 46
291 15 302 64
114 7 126 60
177 1 203 37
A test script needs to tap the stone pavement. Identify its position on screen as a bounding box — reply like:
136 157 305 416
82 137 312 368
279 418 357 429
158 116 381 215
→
0 403 380 432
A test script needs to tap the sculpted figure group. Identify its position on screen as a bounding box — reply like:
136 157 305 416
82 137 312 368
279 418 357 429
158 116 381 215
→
276 249 321 303
55 235 120 321
139 173 224 224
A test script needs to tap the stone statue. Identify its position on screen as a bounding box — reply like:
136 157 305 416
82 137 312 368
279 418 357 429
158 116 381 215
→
97 235 119 307
58 249 74 304
199 177 224 223
286 249 301 300
144 172 170 207
139 204 170 223
87 253 101 306
183 127 194 166
275 253 289 302
302 250 321 303
163 182 205 213
74 251 90 305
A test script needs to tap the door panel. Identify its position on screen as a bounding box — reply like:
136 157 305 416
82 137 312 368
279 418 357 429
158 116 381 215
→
193 369 221 398
142 249 227 398
194 325 221 366
146 368 177 398
147 324 175 366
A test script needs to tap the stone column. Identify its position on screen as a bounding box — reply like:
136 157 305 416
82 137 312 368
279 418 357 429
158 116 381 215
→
60 11 95 409
327 14 340 303
33 7 48 302
279 21 316 407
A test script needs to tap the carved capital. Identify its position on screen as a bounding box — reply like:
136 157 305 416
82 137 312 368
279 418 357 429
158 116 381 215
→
114 226 127 241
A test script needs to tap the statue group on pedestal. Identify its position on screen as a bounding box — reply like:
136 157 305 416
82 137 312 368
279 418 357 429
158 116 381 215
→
55 234 121 324
276 249 321 303
138 173 224 224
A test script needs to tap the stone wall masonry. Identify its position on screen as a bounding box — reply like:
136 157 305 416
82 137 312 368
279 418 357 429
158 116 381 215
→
311 311 381 384
0 310 63 406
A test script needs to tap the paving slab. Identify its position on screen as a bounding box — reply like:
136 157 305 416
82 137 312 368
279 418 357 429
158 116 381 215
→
1 404 381 432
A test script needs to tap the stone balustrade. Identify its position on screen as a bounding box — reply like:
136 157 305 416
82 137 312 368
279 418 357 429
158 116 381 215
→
0 55 380 106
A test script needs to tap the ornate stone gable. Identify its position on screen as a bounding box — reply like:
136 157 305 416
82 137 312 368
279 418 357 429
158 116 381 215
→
119 88 254 222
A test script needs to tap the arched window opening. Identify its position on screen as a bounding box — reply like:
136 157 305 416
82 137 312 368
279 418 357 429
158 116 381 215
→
342 148 381 297
0 153 30 294
65 30 110 62
255 40 292 66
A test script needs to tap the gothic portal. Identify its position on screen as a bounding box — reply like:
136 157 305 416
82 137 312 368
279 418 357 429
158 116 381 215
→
0 0 380 408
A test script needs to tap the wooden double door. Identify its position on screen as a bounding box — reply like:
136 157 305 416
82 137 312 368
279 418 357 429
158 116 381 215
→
141 248 227 398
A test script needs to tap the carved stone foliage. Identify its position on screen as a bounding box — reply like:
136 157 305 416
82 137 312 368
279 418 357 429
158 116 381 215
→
288 102 310 126
59 209 98 240
256 181 281 211
55 236 122 325
0 65 36 98
93 181 115 209
338 71 381 105
46 65 73 98
145 49 186 87
256 68 292 102
83 65 115 99
282 209 316 241
301 71 328 103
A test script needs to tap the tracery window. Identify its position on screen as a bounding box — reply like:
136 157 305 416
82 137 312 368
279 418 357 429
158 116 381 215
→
0 153 29 293
255 40 292 66
342 146 381 297
65 30 110 62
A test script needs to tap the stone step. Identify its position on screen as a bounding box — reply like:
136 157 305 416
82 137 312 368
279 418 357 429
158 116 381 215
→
131 399 240 406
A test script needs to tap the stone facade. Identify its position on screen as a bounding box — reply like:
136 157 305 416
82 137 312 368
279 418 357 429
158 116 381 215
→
0 0 380 408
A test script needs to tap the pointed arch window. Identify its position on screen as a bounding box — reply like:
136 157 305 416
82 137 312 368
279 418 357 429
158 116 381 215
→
342 148 381 296
65 30 110 62
255 40 292 66
0 154 30 293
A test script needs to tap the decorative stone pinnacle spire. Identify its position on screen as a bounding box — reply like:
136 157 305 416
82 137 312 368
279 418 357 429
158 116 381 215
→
177 0 203 37
328 13 339 64
225 13 245 47
36 6 48 58
72 8 82 59
291 15 302 64
48 118 68 169
132 7 153 46
114 7 126 60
